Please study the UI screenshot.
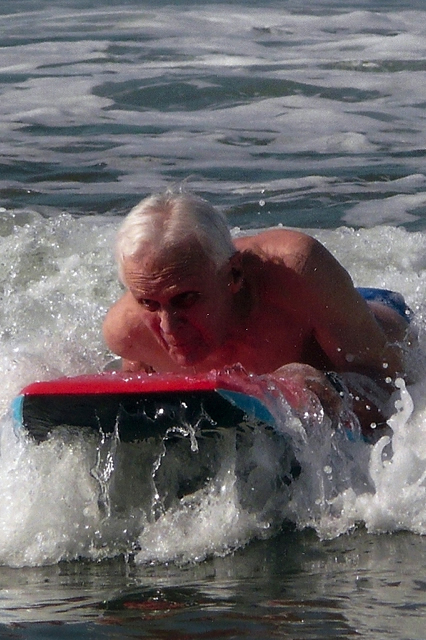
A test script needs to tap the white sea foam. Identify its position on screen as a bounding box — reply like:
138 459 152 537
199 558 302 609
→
1 1 426 566
1 5 426 217
0 213 423 566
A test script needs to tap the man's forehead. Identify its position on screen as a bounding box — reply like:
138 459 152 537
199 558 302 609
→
123 243 218 291
135 239 210 269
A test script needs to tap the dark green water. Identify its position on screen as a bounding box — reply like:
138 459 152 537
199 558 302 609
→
2 529 426 638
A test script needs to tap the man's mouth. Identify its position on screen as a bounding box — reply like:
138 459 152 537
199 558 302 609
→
162 333 207 364
163 334 194 353
164 334 187 347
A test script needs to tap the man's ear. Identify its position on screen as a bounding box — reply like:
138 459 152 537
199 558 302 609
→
228 252 244 293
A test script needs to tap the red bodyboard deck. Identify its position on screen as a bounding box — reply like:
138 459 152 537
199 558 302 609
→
21 371 227 396
13 371 277 443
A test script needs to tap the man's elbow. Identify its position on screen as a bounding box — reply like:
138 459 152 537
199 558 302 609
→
103 310 133 360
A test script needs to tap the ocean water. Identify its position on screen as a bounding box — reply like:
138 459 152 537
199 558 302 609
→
1 0 426 637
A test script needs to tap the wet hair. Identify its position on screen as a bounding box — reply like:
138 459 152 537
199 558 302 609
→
115 192 236 281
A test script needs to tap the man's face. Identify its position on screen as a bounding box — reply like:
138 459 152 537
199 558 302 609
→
122 244 234 366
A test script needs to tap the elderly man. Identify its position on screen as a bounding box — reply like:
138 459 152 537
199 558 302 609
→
103 192 412 437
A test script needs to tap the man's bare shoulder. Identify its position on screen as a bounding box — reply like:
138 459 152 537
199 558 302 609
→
103 292 173 369
235 227 355 312
234 228 319 272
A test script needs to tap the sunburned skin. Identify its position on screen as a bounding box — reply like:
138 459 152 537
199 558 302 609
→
104 227 412 435
106 231 408 374
119 242 249 369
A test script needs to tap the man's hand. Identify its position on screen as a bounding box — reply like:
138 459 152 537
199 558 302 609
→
273 363 346 424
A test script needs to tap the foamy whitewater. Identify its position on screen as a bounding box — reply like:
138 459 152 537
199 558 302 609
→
1 1 426 572
0 214 425 567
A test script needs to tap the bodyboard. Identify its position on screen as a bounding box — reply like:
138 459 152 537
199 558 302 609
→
12 371 276 443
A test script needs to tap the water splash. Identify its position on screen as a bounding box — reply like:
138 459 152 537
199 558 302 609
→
0 213 425 566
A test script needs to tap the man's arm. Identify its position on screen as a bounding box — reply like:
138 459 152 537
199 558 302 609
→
295 236 405 381
253 230 407 435
246 228 404 380
103 292 173 372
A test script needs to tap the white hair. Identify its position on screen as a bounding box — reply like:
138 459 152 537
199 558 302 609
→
115 192 236 281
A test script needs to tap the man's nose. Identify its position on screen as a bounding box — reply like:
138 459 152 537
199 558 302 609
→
158 308 183 333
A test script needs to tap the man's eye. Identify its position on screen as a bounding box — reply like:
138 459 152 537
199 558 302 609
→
140 299 160 312
172 292 201 309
